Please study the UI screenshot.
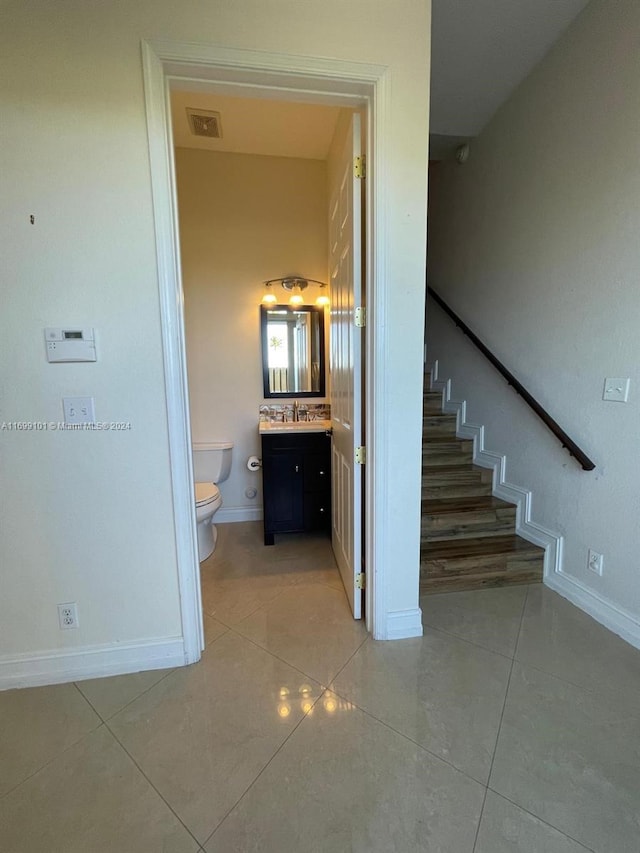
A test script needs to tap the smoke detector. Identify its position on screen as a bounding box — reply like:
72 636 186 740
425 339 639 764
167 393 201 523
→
186 108 222 139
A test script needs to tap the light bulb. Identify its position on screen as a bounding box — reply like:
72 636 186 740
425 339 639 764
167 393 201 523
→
262 291 277 304
316 294 330 306
289 293 304 306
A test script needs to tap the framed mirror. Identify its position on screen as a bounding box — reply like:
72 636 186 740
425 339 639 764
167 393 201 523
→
261 304 326 398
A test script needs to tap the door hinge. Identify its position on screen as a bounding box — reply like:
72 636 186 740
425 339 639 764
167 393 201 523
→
354 155 366 179
355 446 366 465
355 572 366 590
354 306 366 328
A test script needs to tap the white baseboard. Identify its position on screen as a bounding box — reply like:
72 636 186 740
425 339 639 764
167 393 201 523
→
217 506 263 523
0 636 186 691
545 571 640 651
383 608 423 640
426 360 563 578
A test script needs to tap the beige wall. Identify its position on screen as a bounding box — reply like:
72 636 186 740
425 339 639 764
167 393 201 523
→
428 0 640 635
0 0 430 670
176 148 328 515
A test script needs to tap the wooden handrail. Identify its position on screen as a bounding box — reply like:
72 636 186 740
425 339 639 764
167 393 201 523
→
427 285 596 471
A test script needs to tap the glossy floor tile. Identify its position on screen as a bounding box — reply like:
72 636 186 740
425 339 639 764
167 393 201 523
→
205 691 485 853
0 681 101 796
3 524 639 853
516 584 640 709
0 726 199 853
235 582 367 685
76 667 173 721
108 630 322 844
490 662 640 852
475 791 592 853
332 628 511 783
421 584 527 657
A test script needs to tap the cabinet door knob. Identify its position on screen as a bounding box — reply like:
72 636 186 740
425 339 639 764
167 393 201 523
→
319 470 325 476
295 465 299 473
319 507 325 513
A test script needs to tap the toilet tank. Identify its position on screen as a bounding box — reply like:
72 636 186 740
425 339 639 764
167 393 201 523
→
193 441 233 483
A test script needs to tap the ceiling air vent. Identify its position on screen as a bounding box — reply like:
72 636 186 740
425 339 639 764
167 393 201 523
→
186 108 222 139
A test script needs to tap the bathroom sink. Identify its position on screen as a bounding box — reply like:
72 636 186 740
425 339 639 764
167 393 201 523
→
259 419 332 434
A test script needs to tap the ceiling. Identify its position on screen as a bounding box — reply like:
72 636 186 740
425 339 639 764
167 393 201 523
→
430 0 590 138
171 90 340 160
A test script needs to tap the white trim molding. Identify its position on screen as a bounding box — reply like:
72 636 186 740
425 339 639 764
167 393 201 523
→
141 39 394 647
384 609 424 641
545 570 640 651
0 638 185 692
426 359 640 651
216 506 263 524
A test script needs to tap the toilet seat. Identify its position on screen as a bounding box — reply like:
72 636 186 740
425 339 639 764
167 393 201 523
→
195 482 220 507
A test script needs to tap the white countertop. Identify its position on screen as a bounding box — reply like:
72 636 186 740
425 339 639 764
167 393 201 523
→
259 419 332 435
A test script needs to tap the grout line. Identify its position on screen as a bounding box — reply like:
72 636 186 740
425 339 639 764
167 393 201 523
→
483 787 598 853
74 668 176 724
202 687 327 848
471 584 530 852
327 681 491 789
420 620 518 662
0 719 106 801
224 625 327 687
510 586 640 714
326 631 370 685
105 722 203 849
224 617 367 693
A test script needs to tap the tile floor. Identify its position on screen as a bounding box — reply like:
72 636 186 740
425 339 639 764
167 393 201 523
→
1 522 639 852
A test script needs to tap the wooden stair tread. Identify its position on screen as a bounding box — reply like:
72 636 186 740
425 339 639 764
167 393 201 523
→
420 377 544 593
423 435 470 444
423 463 490 476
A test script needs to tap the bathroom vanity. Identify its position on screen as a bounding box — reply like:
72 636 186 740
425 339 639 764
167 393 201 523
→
260 421 332 546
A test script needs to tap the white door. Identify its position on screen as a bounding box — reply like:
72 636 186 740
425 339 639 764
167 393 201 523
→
329 113 363 619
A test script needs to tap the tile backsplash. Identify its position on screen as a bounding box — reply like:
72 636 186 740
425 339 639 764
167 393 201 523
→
259 403 331 423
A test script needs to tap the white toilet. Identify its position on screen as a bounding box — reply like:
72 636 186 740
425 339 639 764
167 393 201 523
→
193 441 233 562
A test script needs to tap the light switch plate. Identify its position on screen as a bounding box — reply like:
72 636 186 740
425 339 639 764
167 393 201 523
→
602 378 630 402
63 396 95 425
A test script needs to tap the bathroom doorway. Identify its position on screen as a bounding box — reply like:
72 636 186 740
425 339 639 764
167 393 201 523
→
142 41 392 658
170 85 366 618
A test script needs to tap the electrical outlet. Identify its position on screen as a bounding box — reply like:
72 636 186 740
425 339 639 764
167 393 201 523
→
587 549 604 576
58 602 79 629
62 396 95 425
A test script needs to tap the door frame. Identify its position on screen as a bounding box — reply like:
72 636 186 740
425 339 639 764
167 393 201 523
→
141 39 391 658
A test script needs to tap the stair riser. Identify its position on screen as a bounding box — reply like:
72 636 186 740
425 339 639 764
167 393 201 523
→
420 548 542 578
424 399 444 414
423 467 493 487
420 570 542 594
423 417 457 437
424 483 494 499
422 508 516 541
423 451 474 468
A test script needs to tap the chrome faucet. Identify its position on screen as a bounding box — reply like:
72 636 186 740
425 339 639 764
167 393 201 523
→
293 400 299 422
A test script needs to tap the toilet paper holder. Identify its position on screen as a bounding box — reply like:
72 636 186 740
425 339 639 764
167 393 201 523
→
247 456 262 471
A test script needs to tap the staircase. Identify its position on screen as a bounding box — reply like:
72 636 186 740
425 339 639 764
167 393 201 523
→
420 376 544 594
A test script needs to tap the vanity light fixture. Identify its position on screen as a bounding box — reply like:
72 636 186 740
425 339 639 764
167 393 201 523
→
261 282 277 304
315 283 330 307
262 276 328 307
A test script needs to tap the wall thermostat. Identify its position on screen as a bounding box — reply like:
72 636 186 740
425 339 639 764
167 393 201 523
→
45 327 97 362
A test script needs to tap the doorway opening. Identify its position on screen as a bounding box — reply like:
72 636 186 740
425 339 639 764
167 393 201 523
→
170 84 366 626
141 40 389 659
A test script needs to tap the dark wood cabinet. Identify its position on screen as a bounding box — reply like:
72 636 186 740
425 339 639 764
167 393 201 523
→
261 430 331 545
